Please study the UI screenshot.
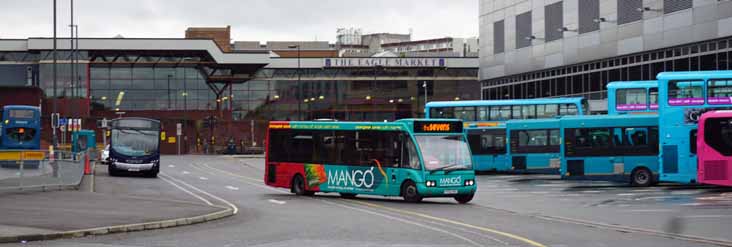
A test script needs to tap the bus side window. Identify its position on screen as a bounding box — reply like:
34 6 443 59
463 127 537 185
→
401 135 420 169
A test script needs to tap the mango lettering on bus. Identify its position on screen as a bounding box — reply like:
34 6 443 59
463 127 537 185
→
422 123 451 132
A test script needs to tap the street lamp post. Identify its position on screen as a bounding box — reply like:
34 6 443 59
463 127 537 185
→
52 0 58 147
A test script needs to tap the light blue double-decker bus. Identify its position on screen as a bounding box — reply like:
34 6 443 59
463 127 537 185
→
657 71 732 184
426 98 585 172
505 118 561 174
607 81 658 115
560 115 660 186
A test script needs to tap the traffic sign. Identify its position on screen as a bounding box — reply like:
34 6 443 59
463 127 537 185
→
59 118 67 127
176 123 182 136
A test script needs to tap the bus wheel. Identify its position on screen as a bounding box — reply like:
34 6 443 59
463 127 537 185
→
108 164 118 177
291 175 313 196
339 193 357 199
401 181 423 203
631 168 653 187
454 194 474 204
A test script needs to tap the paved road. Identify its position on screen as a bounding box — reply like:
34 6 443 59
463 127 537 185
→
14 155 731 247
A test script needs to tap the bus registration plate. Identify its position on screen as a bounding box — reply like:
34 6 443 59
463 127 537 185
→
443 190 458 195
128 168 140 172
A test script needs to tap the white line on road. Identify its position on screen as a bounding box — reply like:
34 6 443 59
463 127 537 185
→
168 165 175 168
199 177 209 180
160 173 239 215
225 186 240 191
319 199 484 247
625 209 675 213
679 215 732 219
182 171 190 175
159 176 214 206
268 199 286 205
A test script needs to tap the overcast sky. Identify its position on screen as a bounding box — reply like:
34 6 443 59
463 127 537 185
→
1 0 477 42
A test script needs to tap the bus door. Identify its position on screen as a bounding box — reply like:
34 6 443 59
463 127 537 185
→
467 128 508 171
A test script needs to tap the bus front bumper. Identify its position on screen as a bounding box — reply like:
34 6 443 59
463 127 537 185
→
419 185 476 197
113 162 156 172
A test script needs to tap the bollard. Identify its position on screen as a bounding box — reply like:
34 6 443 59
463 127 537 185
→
84 152 92 175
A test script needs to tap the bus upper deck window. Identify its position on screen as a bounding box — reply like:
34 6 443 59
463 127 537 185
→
668 80 704 106
707 79 732 105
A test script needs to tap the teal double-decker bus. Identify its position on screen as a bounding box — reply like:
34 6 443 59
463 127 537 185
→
505 118 562 174
265 119 476 203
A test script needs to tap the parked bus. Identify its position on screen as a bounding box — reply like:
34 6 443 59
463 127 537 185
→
107 118 161 177
0 105 41 150
657 71 732 184
697 111 732 187
607 81 658 115
505 118 561 174
426 98 585 172
560 115 660 186
265 119 476 203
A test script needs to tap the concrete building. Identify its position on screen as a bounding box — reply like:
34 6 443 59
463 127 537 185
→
382 37 479 57
479 0 732 112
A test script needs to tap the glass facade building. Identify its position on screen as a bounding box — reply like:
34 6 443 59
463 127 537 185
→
0 39 479 153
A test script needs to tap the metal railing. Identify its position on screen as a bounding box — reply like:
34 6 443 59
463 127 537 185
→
0 150 86 192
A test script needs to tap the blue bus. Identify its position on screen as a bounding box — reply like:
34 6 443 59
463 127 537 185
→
505 118 561 174
657 71 732 184
426 98 585 172
560 115 660 186
107 117 161 178
607 81 658 115
0 105 41 150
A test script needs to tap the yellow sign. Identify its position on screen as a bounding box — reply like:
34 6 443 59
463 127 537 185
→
161 131 167 140
22 151 45 161
0 151 46 161
168 136 176 144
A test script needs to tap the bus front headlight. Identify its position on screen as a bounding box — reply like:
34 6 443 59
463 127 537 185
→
464 180 475 186
426 181 436 187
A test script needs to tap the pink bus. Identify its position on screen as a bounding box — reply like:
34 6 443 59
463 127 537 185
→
697 111 732 187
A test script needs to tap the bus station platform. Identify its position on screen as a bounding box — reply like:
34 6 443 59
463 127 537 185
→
0 164 232 243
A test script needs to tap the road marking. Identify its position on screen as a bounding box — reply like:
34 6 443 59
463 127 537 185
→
679 215 732 219
200 162 536 246
625 209 675 213
199 176 209 180
617 193 639 196
182 171 190 175
160 173 239 215
268 199 286 205
168 165 175 168
320 199 484 247
159 175 214 206
346 199 546 247
225 186 239 191
198 162 493 246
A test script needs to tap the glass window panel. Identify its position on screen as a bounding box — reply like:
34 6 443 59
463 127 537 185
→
707 79 732 105
90 67 109 79
133 67 155 79
668 80 704 105
110 80 131 90
110 67 132 79
616 88 647 109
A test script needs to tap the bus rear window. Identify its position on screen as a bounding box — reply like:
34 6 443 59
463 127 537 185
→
707 79 732 105
616 88 647 111
668 80 704 106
